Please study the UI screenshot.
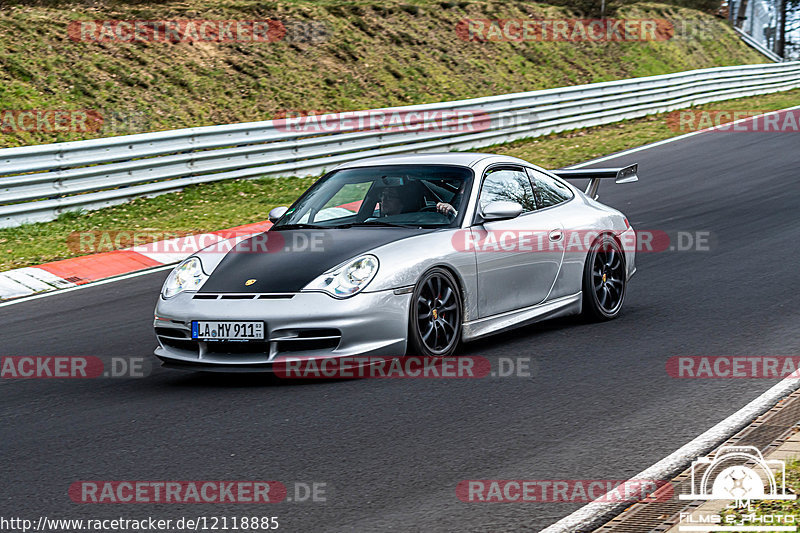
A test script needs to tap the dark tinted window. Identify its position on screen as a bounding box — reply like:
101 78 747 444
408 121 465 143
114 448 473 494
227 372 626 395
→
527 169 573 209
478 167 537 213
274 165 473 228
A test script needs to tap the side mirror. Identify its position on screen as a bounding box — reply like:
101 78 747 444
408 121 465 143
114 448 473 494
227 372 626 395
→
481 201 523 221
268 206 289 223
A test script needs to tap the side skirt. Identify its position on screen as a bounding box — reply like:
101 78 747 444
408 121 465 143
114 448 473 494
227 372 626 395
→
461 292 582 342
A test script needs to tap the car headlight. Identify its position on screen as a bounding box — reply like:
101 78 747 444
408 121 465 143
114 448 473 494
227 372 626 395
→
302 255 379 298
161 257 209 299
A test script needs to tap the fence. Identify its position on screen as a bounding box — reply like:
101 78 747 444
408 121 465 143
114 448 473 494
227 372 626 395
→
1 61 799 228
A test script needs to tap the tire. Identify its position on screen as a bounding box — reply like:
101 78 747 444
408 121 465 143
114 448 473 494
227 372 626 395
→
582 235 626 321
408 267 462 357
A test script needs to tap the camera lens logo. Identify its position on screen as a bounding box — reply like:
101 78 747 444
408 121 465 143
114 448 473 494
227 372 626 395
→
713 465 764 501
680 445 796 511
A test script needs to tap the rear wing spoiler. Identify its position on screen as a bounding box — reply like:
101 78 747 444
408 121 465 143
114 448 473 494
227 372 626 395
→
551 164 638 199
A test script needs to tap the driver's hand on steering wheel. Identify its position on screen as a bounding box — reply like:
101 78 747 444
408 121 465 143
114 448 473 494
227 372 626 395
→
436 202 457 216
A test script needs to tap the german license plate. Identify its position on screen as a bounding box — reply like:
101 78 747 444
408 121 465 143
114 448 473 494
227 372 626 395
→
191 321 265 340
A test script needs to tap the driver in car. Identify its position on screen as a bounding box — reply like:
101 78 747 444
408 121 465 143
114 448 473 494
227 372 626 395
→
379 187 407 217
436 179 466 217
436 201 457 216
378 182 462 218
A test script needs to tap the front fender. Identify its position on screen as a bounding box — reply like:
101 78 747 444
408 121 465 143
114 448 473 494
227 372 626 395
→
364 230 478 322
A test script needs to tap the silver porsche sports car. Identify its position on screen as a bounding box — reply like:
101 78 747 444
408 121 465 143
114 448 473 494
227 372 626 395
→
153 153 637 370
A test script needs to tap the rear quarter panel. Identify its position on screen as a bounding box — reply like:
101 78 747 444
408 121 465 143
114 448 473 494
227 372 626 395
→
547 194 632 301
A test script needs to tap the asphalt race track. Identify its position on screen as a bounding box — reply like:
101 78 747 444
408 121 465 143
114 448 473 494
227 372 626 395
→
2 111 800 531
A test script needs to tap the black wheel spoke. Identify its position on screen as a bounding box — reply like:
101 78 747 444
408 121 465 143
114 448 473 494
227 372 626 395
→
415 273 461 355
425 278 435 297
441 287 454 306
586 240 626 318
421 322 434 342
589 240 626 313
607 283 618 300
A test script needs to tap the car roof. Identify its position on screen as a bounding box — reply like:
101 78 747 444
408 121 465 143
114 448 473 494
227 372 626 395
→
333 152 530 170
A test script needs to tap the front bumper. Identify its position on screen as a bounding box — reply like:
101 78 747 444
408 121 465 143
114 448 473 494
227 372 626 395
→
153 289 411 371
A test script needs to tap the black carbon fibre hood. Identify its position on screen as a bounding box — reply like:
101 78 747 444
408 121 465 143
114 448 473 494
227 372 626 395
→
199 227 426 293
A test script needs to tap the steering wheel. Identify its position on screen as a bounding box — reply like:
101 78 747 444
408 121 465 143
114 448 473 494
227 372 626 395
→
420 204 458 219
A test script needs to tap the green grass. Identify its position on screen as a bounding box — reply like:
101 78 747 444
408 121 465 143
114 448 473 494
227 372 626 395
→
0 177 316 270
0 0 785 271
719 458 800 527
0 0 765 147
2 87 797 272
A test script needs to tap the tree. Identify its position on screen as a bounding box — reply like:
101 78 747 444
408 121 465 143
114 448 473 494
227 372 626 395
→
774 0 800 58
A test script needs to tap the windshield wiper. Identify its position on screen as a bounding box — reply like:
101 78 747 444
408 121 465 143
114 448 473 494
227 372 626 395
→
335 221 419 229
272 223 328 230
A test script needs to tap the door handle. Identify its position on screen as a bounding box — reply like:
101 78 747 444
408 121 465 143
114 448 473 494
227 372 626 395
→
549 229 563 241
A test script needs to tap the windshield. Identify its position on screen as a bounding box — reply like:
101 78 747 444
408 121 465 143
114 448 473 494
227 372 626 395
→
273 165 474 229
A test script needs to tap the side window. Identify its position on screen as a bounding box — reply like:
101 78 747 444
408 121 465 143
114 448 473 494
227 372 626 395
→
527 169 573 209
478 167 537 214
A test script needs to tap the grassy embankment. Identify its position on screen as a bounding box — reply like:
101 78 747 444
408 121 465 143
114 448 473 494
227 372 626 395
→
1 0 792 271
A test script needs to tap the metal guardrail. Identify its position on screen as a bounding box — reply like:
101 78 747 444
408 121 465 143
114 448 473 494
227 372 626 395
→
734 27 784 62
2 61 799 228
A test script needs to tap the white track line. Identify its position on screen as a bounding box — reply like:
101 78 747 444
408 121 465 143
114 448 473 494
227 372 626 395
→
542 104 800 532
539 376 800 532
0 264 176 308
565 103 800 169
